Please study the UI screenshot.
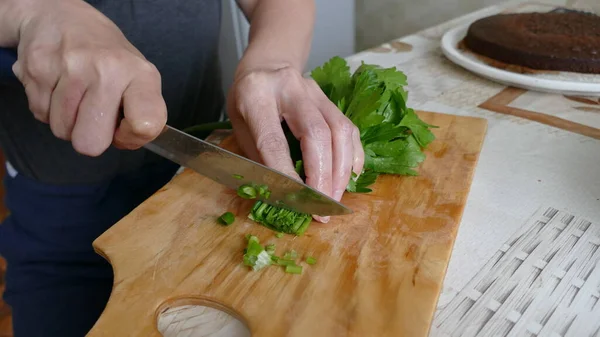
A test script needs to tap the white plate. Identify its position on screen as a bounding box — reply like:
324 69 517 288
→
440 24 600 96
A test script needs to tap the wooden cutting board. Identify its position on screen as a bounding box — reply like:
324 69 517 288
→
88 110 487 337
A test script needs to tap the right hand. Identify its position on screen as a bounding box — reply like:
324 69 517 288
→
12 0 167 156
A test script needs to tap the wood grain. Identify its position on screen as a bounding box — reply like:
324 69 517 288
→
89 111 487 337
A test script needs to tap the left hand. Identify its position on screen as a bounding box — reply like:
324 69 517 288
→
227 66 364 221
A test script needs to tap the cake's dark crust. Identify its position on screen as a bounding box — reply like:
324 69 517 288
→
463 12 600 74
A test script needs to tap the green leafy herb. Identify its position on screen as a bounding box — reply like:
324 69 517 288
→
310 56 353 106
308 57 437 193
346 170 379 193
218 212 235 225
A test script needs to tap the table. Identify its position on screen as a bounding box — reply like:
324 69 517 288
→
156 1 600 336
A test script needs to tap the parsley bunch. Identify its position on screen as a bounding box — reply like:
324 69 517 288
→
308 56 437 193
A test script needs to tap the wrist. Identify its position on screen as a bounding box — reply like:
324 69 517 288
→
234 59 294 82
235 40 308 79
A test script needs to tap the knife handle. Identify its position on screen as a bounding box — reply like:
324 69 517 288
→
0 47 19 86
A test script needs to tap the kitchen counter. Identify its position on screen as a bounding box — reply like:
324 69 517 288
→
157 0 600 336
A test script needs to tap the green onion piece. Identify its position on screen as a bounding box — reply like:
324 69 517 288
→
246 236 263 256
242 235 272 271
285 264 303 274
218 212 235 225
265 244 276 255
243 254 257 267
277 259 296 266
275 232 284 238
248 200 313 235
264 191 271 199
232 174 244 180
271 255 280 263
257 185 270 198
252 251 272 271
306 256 317 265
238 185 258 199
283 250 298 260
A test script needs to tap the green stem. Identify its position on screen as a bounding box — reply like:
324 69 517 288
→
183 121 233 139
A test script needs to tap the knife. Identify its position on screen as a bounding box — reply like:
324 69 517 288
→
0 47 352 216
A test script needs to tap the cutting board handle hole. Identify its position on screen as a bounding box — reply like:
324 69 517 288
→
156 297 251 337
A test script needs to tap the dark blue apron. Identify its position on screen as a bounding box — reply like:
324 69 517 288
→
0 159 178 336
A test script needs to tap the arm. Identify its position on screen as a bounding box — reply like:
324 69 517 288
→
234 0 315 75
227 0 364 222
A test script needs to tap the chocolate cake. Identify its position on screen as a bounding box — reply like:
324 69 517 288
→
462 11 600 74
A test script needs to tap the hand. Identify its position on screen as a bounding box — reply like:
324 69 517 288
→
12 0 166 156
227 66 365 221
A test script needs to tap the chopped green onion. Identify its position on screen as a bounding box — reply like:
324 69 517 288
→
283 250 298 260
252 251 272 271
218 212 235 225
265 244 276 255
285 264 303 274
242 235 272 271
232 174 244 180
246 236 263 256
275 232 284 238
277 259 296 266
248 200 312 235
257 185 269 197
306 256 317 265
238 185 257 199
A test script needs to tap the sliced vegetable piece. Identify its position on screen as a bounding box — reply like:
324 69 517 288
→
252 251 272 271
306 256 317 265
248 200 312 235
232 174 244 180
285 264 303 274
275 232 284 238
283 250 298 260
219 212 235 225
257 185 270 198
242 235 272 271
238 184 258 199
277 259 297 266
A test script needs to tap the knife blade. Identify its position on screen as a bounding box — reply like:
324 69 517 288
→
146 125 352 216
0 47 352 216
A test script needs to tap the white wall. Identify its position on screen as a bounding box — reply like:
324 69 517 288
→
218 0 355 99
